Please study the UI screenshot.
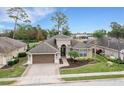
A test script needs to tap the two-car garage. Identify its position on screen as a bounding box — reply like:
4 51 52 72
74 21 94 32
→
27 42 60 64
32 54 54 64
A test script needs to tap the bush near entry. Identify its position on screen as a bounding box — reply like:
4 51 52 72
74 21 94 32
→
8 58 19 66
18 52 27 57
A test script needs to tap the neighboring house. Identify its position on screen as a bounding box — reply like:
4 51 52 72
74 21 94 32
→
72 32 95 42
0 37 27 65
27 34 93 64
96 37 124 60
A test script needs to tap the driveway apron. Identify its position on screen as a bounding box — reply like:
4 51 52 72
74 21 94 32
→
16 64 61 85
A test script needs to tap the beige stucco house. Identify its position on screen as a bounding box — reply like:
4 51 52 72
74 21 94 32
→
27 34 93 64
0 37 27 65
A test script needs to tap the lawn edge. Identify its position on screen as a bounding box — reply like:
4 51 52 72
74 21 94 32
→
62 74 124 81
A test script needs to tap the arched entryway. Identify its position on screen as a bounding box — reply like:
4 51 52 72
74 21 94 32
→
61 44 66 57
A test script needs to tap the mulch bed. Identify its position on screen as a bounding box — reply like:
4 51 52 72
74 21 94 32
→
61 58 95 69
1 65 12 69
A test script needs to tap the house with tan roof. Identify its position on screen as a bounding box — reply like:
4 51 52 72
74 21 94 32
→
27 34 93 64
0 37 27 65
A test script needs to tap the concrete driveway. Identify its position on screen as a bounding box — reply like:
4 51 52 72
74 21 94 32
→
16 64 61 85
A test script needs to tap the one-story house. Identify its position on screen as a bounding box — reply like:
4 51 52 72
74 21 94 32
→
27 34 93 64
0 37 27 65
96 37 124 60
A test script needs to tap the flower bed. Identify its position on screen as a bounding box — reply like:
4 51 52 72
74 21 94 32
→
61 57 96 69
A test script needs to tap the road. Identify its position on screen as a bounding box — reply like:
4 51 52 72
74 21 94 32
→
45 78 124 86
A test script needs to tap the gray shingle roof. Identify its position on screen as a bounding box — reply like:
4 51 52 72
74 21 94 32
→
29 34 92 54
96 37 124 51
0 37 27 53
29 42 59 53
71 39 79 47
45 34 71 48
73 42 92 49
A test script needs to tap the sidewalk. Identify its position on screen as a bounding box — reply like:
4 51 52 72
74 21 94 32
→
1 71 124 82
60 71 124 78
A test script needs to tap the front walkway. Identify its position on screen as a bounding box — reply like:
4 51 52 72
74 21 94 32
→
59 57 69 67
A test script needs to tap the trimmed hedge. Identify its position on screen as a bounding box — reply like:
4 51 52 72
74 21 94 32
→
8 58 19 66
18 52 27 57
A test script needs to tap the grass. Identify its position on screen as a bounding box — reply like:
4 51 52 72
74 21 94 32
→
0 57 27 78
0 80 16 85
60 55 124 74
62 74 124 81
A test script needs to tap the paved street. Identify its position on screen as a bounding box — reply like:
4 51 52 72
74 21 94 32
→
47 78 124 86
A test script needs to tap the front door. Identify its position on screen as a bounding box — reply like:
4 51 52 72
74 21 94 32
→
61 45 66 57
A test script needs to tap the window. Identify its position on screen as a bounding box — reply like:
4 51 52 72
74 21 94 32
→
83 53 87 57
80 49 87 57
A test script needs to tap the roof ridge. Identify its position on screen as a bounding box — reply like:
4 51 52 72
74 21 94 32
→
44 42 59 51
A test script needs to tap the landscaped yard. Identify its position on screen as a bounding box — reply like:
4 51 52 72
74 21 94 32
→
60 55 124 74
0 57 27 78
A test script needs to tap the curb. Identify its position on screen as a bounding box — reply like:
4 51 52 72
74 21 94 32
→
21 65 32 77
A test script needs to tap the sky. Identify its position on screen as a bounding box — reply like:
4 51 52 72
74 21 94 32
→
0 7 124 33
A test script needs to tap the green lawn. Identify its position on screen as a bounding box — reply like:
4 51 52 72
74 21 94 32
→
62 74 124 81
0 57 27 78
0 80 16 85
60 55 124 74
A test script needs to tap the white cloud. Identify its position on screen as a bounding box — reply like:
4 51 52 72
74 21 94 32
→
0 7 56 24
25 7 56 23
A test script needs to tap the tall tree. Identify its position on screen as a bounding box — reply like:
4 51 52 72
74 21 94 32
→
108 22 123 59
36 25 44 41
48 29 59 38
62 25 72 36
93 29 106 58
51 12 68 34
93 29 106 39
7 7 30 38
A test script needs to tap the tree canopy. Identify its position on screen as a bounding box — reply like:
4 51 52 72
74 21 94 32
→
7 7 30 39
93 29 106 39
108 22 124 39
51 12 71 36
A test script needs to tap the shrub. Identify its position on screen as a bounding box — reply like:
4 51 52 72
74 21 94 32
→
77 57 95 62
106 61 113 67
8 58 19 66
68 50 80 59
18 52 27 57
116 59 124 64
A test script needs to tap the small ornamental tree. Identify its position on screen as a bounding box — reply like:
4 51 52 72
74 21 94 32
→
68 50 80 62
